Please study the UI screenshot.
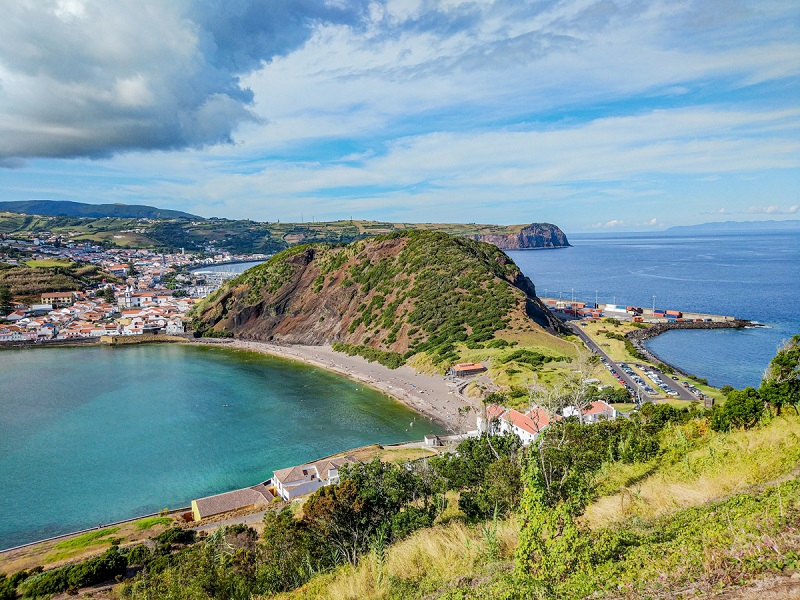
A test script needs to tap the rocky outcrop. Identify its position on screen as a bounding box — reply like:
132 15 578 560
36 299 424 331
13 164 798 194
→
468 223 570 250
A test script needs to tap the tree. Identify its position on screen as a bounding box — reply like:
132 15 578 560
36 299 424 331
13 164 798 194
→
0 284 12 316
302 479 375 566
259 509 317 592
103 286 116 304
711 387 763 431
760 335 800 415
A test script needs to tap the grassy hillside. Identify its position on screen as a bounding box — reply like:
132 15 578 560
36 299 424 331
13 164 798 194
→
192 230 566 370
0 261 119 299
0 200 199 220
270 413 800 600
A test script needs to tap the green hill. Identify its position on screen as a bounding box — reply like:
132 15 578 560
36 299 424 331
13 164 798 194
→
191 230 565 368
0 208 569 254
0 200 199 220
0 261 119 300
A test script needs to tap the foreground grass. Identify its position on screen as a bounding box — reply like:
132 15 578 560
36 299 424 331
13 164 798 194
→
586 413 800 527
133 516 173 531
272 414 800 600
269 519 518 600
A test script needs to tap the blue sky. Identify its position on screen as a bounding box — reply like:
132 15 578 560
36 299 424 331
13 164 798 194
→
0 0 798 232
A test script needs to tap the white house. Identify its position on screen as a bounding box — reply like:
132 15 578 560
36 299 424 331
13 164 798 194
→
562 400 617 423
166 319 185 334
484 405 554 446
272 456 351 501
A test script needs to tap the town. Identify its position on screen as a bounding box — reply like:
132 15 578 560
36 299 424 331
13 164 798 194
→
0 231 268 343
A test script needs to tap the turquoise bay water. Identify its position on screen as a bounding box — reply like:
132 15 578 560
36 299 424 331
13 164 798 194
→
0 344 442 550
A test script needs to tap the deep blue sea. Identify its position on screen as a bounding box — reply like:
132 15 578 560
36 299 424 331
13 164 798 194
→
0 345 442 550
508 229 800 389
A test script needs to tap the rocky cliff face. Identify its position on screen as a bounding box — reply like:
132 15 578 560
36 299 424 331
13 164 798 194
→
192 231 565 360
469 223 570 250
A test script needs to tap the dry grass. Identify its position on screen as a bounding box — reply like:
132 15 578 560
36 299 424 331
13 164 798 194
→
273 518 518 600
584 414 800 528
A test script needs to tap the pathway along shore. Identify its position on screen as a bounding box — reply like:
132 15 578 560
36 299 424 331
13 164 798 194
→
192 339 477 433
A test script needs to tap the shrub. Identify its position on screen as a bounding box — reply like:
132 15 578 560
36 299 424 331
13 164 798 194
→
154 527 197 547
712 387 764 431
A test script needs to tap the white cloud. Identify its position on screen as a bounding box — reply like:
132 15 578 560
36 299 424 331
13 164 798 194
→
643 218 658 226
748 204 799 215
0 1 372 161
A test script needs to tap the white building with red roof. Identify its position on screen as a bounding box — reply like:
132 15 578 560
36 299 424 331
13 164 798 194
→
562 400 617 423
484 399 617 445
484 404 555 445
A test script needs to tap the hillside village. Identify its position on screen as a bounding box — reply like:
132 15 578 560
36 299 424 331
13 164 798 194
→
0 235 267 343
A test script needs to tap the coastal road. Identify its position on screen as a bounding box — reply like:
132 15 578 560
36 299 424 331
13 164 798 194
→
565 322 651 403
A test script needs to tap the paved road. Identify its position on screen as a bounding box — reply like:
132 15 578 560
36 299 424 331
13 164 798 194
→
566 322 650 402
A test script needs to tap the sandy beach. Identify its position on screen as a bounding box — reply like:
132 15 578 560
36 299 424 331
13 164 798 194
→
195 339 478 433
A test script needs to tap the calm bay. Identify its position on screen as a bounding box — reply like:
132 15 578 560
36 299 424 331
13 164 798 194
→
0 344 443 550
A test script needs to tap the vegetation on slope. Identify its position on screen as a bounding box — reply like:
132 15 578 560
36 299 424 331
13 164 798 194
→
0 261 119 299
192 231 563 370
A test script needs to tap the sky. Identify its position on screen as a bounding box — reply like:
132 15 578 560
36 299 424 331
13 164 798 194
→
0 0 798 232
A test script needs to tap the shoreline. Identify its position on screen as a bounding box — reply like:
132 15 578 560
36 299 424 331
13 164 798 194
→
190 338 476 433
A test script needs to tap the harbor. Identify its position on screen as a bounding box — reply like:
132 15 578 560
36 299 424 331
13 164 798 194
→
540 297 741 325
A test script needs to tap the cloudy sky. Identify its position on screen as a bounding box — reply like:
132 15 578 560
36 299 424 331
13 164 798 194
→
0 0 798 231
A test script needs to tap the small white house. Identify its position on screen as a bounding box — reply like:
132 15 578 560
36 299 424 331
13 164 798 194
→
272 456 351 501
562 400 617 423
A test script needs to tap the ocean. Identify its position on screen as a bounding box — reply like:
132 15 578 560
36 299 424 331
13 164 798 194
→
507 229 799 389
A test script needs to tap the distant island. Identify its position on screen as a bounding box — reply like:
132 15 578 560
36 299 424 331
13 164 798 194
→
665 219 800 234
0 200 570 253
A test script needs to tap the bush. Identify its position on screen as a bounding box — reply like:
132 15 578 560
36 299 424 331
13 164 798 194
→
18 547 126 597
154 527 197 547
712 387 764 431
125 544 152 567
332 342 406 369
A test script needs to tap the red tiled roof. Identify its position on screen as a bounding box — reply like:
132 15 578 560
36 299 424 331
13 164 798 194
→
584 400 614 415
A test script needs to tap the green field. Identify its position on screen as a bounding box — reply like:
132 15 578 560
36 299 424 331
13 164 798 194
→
24 259 73 268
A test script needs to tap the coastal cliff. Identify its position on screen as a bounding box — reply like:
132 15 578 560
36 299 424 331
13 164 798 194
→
192 231 564 366
467 222 570 250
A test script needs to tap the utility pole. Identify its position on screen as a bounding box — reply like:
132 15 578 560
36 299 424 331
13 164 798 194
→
595 289 598 307
653 295 656 312
571 288 574 303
